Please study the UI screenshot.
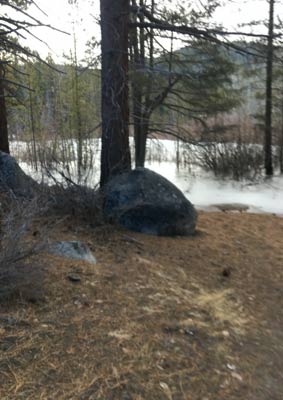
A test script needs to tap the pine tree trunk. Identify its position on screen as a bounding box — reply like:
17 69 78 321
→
0 65 9 154
132 0 155 168
135 121 148 167
100 0 131 186
130 3 147 168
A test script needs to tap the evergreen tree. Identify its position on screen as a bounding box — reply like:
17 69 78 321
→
128 0 242 167
0 0 51 153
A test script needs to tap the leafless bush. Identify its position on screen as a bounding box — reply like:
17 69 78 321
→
195 140 264 180
0 196 49 302
36 138 99 186
47 182 104 227
31 150 104 226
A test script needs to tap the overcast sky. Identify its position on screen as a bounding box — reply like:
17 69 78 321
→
23 0 282 62
26 0 99 61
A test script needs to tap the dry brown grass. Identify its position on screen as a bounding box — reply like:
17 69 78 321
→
0 211 283 399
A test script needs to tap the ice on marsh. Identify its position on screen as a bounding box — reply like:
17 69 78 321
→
14 139 283 216
147 161 283 215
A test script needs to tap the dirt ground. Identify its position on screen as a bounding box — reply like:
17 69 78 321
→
0 211 283 400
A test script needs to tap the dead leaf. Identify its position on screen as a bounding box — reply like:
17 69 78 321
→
227 363 236 371
108 330 131 340
112 366 119 378
231 372 243 382
159 382 173 400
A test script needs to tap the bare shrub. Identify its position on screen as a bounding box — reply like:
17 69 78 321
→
0 196 49 302
194 139 264 180
35 154 103 226
47 183 104 227
36 138 99 186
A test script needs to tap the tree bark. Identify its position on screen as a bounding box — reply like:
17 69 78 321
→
130 0 147 168
100 0 131 186
0 65 10 154
135 120 148 167
264 0 274 176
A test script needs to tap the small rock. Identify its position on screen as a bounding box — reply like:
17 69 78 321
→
49 241 96 264
212 203 249 212
67 274 81 283
183 328 195 336
74 300 82 308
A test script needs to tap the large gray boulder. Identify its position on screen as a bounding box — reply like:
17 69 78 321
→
0 151 38 196
103 168 197 236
